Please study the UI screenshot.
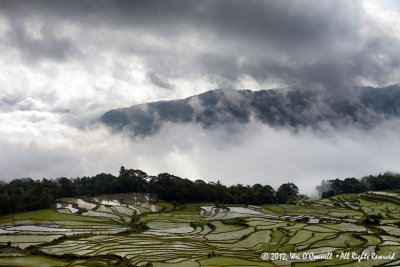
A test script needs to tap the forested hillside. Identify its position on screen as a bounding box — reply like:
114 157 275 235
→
0 167 298 215
316 172 400 198
1 167 400 216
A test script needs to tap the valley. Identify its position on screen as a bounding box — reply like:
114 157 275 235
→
1 191 400 266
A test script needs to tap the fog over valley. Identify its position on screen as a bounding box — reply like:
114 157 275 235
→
2 105 400 195
1 0 400 195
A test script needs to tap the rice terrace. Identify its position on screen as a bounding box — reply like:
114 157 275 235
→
1 170 400 266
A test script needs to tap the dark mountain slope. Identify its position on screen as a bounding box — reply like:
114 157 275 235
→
101 85 400 136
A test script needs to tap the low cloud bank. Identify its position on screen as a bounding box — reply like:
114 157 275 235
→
1 110 400 196
1 1 400 196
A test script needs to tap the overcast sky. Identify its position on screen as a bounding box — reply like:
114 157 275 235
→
1 0 400 194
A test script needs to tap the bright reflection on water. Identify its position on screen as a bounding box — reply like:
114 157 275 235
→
201 206 275 217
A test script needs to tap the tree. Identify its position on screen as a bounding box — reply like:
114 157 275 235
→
316 180 331 196
57 177 77 197
119 166 126 176
276 183 299 203
129 210 149 233
0 194 10 215
171 201 178 210
363 214 383 225
130 211 140 225
321 190 335 199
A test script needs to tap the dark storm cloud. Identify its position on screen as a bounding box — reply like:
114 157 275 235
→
5 21 78 63
2 0 400 194
147 72 173 90
1 0 399 92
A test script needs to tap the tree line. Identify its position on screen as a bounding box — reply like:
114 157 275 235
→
0 166 300 216
316 172 400 198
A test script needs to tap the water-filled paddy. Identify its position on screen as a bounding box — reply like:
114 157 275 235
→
201 206 275 217
56 203 78 213
1 191 400 266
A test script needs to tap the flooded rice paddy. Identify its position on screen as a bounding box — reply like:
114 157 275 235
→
1 191 400 266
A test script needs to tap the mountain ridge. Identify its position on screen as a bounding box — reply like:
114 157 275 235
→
101 85 400 136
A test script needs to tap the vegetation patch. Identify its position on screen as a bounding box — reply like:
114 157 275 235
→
0 256 70 266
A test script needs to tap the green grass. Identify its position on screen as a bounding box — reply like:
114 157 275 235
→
210 221 244 234
206 227 254 241
155 202 174 212
255 222 288 230
240 229 272 248
0 256 69 266
279 204 330 216
198 256 275 266
173 202 214 213
297 232 336 246
310 232 365 248
153 259 200 267
287 230 314 245
261 204 285 215
0 234 63 244
380 225 400 236
270 229 284 244
146 221 191 229
3 209 107 223
323 223 366 232
304 225 339 233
